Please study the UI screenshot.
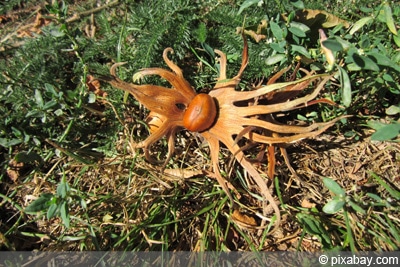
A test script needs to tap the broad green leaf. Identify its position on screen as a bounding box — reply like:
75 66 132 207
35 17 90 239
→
44 83 58 97
323 197 345 214
14 151 43 164
393 35 400 48
370 123 400 141
297 114 308 121
270 42 286 53
0 138 22 148
386 105 400 115
270 21 283 40
366 193 383 202
348 200 366 215
367 52 400 72
383 2 397 35
352 54 380 71
202 42 215 59
54 109 64 116
25 193 54 213
11 127 22 137
237 0 259 15
34 89 44 108
383 73 396 83
299 215 320 234
265 54 286 65
323 177 345 196
26 110 44 118
338 66 352 107
291 21 310 33
57 177 70 198
346 63 361 71
60 201 70 228
80 198 87 210
289 22 309 37
367 120 386 131
290 0 304 9
333 36 351 51
290 44 311 57
288 26 306 38
47 203 58 219
321 39 343 52
350 17 373 35
43 99 58 110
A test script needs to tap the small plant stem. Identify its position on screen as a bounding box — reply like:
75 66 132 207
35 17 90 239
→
343 209 356 252
58 119 74 143
117 5 127 63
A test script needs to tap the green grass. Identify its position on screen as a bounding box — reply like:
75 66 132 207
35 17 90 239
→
1 0 399 251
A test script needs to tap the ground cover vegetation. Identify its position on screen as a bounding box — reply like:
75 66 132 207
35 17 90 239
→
0 0 399 251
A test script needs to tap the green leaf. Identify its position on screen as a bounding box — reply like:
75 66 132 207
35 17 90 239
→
349 17 373 35
60 201 70 228
296 213 332 248
386 105 400 115
338 66 352 107
265 54 286 65
202 42 215 59
0 138 22 148
369 172 400 200
288 22 309 37
43 99 58 110
88 93 96 104
323 197 345 214
48 27 66 37
393 35 400 48
370 122 400 141
321 39 343 52
14 151 43 164
57 177 70 198
270 21 283 40
26 110 44 118
333 36 351 51
270 42 286 53
290 44 311 57
297 114 308 121
47 203 58 219
44 83 59 97
367 120 386 131
34 89 44 108
290 0 304 9
366 193 383 202
383 2 397 35
323 177 345 196
367 52 400 72
351 54 380 71
237 0 259 15
25 193 54 213
348 200 366 215
80 198 87 210
54 109 64 116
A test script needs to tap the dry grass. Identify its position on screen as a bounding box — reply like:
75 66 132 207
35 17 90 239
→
1 0 399 252
3 122 399 251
